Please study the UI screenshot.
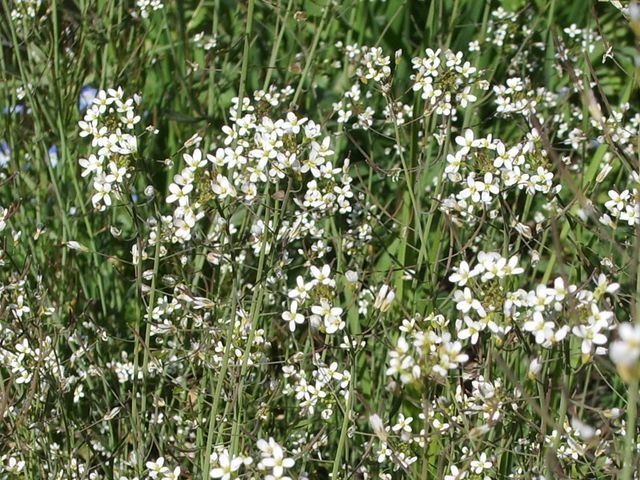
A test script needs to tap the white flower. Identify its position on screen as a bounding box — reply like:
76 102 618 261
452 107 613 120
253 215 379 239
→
454 129 477 154
610 323 640 368
345 270 358 284
282 301 304 332
502 255 524 276
310 298 344 334
146 458 169 479
571 417 596 440
594 273 619 298
79 154 103 177
444 465 467 480
453 288 486 317
209 449 243 480
457 316 483 344
470 452 492 474
572 319 608 357
166 181 193 206
288 276 312 302
92 176 113 207
12 295 30 318
373 285 395 312
369 414 386 438
528 357 543 379
257 438 294 479
211 174 236 199
183 149 206 170
391 413 413 433
310 264 334 287
523 312 554 346
66 241 88 252
448 261 477 286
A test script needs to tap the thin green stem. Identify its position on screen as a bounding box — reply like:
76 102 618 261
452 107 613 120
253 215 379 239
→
292 1 331 105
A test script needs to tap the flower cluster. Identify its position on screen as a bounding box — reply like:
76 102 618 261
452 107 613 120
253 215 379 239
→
493 77 541 116
9 0 42 22
78 87 142 210
160 87 353 244
282 355 350 418
441 129 559 224
386 314 469 384
449 252 524 343
448 250 619 360
411 48 487 117
342 43 394 85
282 264 345 334
136 0 164 19
333 43 411 130
603 174 640 227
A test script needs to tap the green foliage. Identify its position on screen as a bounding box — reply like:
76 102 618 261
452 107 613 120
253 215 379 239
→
0 0 639 479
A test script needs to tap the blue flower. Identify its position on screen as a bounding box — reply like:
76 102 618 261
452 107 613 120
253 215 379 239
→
48 145 59 168
0 142 10 169
2 104 25 114
78 85 98 112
